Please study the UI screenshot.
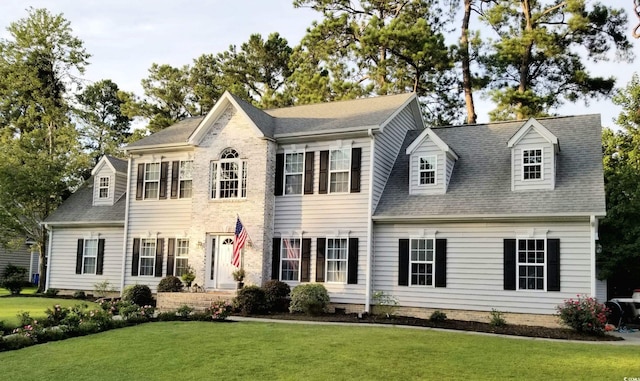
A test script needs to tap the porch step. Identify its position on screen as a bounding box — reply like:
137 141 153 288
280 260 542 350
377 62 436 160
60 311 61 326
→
156 291 237 312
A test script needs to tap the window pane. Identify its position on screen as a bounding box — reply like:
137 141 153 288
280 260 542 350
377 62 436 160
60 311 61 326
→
175 258 189 277
330 149 350 171
330 172 349 193
83 257 96 274
285 174 302 195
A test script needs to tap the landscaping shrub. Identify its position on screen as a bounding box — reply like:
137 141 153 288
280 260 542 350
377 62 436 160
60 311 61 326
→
18 311 34 327
73 290 86 299
263 280 290 313
45 304 71 326
289 284 330 315
372 290 399 318
122 284 154 307
489 309 507 327
557 295 609 334
429 310 447 322
157 311 182 321
176 305 194 318
233 285 267 315
157 276 184 292
1 264 29 295
44 288 59 297
205 300 233 320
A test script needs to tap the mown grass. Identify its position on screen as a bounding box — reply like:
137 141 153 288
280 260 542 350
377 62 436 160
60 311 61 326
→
0 287 37 296
0 321 638 380
0 294 98 326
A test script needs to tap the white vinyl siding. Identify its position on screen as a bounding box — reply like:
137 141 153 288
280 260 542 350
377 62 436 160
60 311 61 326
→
512 129 555 191
374 221 593 315
47 226 124 291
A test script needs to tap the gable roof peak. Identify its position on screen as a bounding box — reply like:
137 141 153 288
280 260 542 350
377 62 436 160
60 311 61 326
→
91 155 128 176
405 127 459 159
507 117 559 148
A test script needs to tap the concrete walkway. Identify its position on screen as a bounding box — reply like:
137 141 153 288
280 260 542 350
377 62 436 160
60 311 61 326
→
231 316 640 345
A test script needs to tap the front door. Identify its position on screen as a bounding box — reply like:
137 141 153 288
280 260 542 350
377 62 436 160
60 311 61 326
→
205 235 237 290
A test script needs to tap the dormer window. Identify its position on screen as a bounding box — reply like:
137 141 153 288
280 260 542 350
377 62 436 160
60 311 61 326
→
523 149 542 180
98 177 110 198
419 156 437 185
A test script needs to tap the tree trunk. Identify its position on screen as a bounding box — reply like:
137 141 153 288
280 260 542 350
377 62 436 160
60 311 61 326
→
461 0 477 124
517 0 534 120
37 233 47 292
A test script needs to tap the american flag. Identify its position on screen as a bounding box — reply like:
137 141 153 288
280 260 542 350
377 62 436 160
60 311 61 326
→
283 238 299 259
231 217 247 267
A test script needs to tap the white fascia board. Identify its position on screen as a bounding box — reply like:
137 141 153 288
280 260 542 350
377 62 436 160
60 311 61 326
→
507 118 559 148
91 156 115 176
405 128 459 160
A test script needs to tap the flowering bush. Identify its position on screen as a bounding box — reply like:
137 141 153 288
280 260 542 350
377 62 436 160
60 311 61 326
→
557 295 609 334
206 300 232 321
45 304 71 326
12 321 44 343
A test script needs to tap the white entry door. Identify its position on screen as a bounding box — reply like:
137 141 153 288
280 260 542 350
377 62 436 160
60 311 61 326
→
205 235 237 290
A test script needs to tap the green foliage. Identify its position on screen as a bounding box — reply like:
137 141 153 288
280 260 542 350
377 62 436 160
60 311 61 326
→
181 267 196 286
231 268 245 282
72 291 86 299
93 280 114 297
176 305 194 318
157 276 184 293
263 280 290 313
1 264 28 295
44 288 59 297
233 285 266 315
122 284 154 307
429 310 447 322
489 309 507 327
45 304 71 326
289 284 330 315
372 290 399 318
205 300 233 321
556 295 608 335
18 311 34 327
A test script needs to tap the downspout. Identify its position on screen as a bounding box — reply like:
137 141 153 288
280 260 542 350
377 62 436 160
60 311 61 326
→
119 156 133 295
365 128 376 313
590 215 598 297
44 224 53 291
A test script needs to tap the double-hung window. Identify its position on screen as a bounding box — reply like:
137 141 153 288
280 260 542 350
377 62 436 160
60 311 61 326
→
326 238 348 282
523 149 542 180
329 148 350 193
419 156 436 185
280 238 301 281
179 161 193 198
175 238 189 276
83 239 98 274
98 177 110 199
144 163 160 199
410 238 434 286
517 239 545 290
210 149 247 199
284 152 304 195
139 238 156 276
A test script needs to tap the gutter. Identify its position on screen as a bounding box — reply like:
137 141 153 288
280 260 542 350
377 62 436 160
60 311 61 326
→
119 156 133 295
365 128 375 314
590 215 598 297
372 212 606 223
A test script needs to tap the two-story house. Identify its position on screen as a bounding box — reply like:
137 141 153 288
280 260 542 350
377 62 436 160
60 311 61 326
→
43 92 606 325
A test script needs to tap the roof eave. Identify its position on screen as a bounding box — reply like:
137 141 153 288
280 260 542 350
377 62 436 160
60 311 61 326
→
372 212 606 223
43 221 125 228
124 142 193 154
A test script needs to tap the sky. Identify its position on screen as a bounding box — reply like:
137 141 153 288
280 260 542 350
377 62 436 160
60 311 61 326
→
1 0 639 127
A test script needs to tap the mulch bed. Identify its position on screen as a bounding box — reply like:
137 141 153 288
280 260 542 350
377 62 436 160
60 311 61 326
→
249 312 625 341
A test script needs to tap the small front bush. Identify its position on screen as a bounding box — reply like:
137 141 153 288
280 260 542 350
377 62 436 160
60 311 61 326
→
205 300 233 320
73 291 86 299
263 280 290 313
1 264 28 295
44 288 59 297
289 284 330 315
489 309 507 327
557 295 608 334
157 276 184 292
122 284 154 307
233 285 267 315
429 310 447 322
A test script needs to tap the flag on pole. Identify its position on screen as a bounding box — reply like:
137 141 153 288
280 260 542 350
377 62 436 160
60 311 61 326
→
232 217 247 267
283 238 299 259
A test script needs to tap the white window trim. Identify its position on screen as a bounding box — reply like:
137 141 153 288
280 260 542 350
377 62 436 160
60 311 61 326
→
139 237 157 277
280 237 302 282
325 237 348 284
521 147 544 181
179 160 193 199
209 156 247 200
82 238 99 275
408 237 435 287
143 162 161 200
283 150 305 196
98 176 110 199
418 155 438 186
515 236 547 292
328 147 351 194
174 237 190 276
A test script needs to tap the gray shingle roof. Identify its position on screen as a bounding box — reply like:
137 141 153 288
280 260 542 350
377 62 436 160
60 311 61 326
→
45 178 125 224
105 155 128 173
126 117 204 148
374 114 606 218
227 93 275 137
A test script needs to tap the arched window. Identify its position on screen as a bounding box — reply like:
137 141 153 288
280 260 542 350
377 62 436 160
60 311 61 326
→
210 148 247 199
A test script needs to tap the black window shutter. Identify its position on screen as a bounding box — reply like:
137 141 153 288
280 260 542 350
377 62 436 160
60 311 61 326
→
132 238 140 276
547 239 561 291
136 164 144 200
170 161 179 199
96 239 105 275
271 238 281 280
350 147 361 193
166 238 175 276
159 162 169 199
319 151 329 194
316 238 326 282
398 239 409 286
76 239 84 274
504 239 516 290
347 238 359 284
304 152 314 194
210 238 216 281
155 238 164 277
435 239 447 288
275 154 284 196
301 238 311 282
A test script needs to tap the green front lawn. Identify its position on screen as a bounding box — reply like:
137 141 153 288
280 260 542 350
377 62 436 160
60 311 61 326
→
0 295 98 327
0 321 638 380
0 287 37 296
